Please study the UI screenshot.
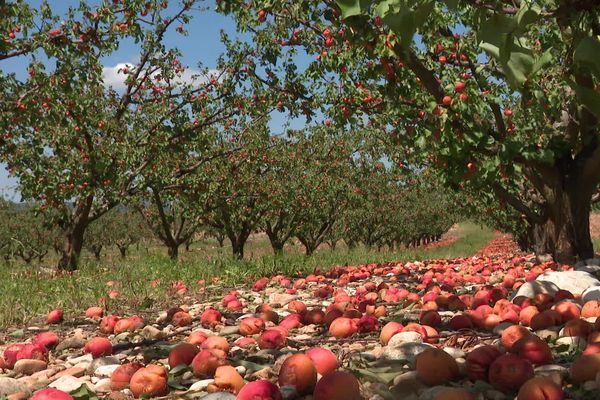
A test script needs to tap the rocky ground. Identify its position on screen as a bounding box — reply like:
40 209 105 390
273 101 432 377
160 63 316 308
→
1 236 600 400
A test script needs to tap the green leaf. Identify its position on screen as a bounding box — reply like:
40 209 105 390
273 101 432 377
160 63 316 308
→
336 0 372 19
569 80 600 120
530 49 553 76
444 0 459 10
413 2 435 28
384 8 415 45
168 364 191 377
516 3 541 30
167 377 188 390
8 329 24 338
70 384 98 400
574 37 600 78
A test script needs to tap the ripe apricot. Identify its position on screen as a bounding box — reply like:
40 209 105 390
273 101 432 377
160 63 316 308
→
465 345 503 381
201 336 230 353
313 371 361 400
168 343 199 368
581 300 600 318
569 353 600 384
488 354 534 392
208 365 245 394
562 319 593 338
329 317 359 338
511 336 553 365
30 388 74 400
278 354 317 395
130 365 168 398
237 380 282 400
258 329 287 349
516 376 563 400
240 317 265 336
500 324 531 351
84 337 112 358
110 362 143 390
171 311 192 327
415 347 459 386
432 388 476 400
306 347 338 375
191 348 228 377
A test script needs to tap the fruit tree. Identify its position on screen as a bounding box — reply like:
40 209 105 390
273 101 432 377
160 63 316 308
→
218 0 600 263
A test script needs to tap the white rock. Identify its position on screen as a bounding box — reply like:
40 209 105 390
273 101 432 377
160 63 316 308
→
268 293 297 306
66 354 93 367
93 377 112 392
442 347 465 360
94 364 121 377
188 378 214 391
536 271 600 295
382 342 433 363
387 331 423 347
49 375 87 393
512 280 560 300
534 364 568 378
0 377 31 397
582 286 600 302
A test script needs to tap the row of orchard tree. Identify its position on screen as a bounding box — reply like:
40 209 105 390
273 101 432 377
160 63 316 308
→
2 1 599 267
0 127 459 263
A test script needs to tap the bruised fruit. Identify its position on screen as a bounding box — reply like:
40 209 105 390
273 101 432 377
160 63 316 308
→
191 348 228 377
516 376 564 400
511 335 553 365
201 336 230 353
258 329 286 349
313 371 361 400
329 317 358 338
500 325 531 351
240 317 265 336
110 362 143 390
465 345 503 381
278 354 317 395
168 343 199 368
171 311 193 327
130 364 168 398
99 315 119 334
415 347 459 386
208 365 245 394
201 309 222 328
187 331 209 345
237 380 283 400
488 354 534 392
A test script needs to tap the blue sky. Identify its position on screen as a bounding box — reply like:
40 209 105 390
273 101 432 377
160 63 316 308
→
1 0 308 200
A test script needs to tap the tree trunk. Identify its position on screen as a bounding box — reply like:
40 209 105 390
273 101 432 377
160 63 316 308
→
93 248 102 260
167 243 179 260
57 197 93 271
266 230 285 255
231 238 245 259
118 246 127 258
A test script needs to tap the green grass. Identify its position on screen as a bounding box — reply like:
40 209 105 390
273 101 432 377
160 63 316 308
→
0 222 494 330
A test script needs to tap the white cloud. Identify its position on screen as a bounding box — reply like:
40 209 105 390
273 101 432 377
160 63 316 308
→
101 63 221 90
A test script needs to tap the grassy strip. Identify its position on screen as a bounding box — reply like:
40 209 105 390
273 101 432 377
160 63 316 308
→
0 222 494 329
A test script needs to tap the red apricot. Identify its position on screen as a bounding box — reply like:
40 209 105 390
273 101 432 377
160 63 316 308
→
488 354 534 392
168 343 199 368
110 362 143 390
313 371 361 400
306 347 339 375
278 354 317 395
84 337 112 358
237 380 282 400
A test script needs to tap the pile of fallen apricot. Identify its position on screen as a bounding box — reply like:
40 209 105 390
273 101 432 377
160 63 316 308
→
2 240 600 399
